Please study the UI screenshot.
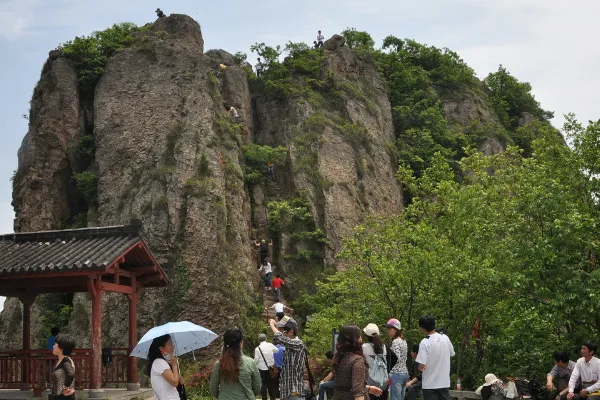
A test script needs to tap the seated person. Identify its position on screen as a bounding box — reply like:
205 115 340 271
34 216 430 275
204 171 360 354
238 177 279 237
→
568 342 600 400
548 351 578 400
476 374 508 400
407 344 422 400
318 351 335 400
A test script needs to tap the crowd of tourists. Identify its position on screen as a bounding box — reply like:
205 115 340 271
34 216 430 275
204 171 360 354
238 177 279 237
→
147 314 455 400
477 341 600 400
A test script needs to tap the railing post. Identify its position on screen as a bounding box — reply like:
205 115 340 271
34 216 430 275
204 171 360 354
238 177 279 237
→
89 277 104 398
127 275 140 391
20 297 33 391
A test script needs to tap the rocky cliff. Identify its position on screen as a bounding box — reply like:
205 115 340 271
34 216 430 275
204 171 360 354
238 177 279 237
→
1 15 546 349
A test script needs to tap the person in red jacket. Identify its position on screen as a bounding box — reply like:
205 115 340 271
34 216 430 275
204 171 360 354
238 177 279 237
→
271 275 285 302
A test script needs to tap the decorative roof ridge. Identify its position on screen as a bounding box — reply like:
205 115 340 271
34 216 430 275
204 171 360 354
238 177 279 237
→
0 219 142 243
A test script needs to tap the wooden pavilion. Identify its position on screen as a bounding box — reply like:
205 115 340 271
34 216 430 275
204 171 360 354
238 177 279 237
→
0 220 168 397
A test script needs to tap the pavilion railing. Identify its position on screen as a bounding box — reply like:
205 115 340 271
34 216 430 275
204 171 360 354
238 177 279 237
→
0 348 129 391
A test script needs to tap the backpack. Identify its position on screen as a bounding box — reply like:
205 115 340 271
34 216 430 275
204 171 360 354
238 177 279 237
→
368 354 389 391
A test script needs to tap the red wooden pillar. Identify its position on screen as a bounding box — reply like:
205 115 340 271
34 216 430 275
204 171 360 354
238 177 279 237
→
20 297 32 390
127 274 140 391
89 278 104 398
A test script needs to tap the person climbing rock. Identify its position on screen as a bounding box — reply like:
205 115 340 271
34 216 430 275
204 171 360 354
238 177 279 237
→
316 31 325 48
255 239 273 263
258 258 273 289
156 8 165 18
267 162 275 180
266 301 293 321
271 275 285 302
225 105 240 121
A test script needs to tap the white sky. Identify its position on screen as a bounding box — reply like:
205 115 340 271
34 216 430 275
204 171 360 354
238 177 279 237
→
0 0 599 309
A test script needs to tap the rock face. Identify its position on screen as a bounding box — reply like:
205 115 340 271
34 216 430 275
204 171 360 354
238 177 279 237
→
2 14 256 350
93 14 255 343
2 14 528 349
324 34 346 51
437 85 500 127
253 47 402 270
13 56 81 232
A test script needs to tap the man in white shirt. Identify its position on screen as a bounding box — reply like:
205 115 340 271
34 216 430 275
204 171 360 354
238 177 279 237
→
568 342 600 400
266 301 293 321
316 31 325 48
415 315 455 400
255 333 280 400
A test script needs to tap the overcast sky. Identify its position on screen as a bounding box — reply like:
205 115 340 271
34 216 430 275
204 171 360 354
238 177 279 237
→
0 0 599 309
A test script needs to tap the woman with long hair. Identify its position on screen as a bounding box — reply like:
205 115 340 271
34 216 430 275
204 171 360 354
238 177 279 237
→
362 324 388 400
51 334 76 400
147 334 180 400
385 319 409 400
332 325 383 400
210 329 261 399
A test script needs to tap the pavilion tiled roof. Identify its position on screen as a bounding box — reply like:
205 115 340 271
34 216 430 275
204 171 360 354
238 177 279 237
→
0 221 150 277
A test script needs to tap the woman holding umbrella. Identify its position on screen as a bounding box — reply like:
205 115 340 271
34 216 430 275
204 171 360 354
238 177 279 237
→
148 334 181 400
210 329 261 399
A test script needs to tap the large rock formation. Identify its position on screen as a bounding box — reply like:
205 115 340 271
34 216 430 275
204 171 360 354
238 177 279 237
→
13 54 81 232
1 17 524 349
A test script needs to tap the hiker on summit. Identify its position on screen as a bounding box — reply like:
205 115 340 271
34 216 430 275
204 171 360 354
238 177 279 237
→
156 8 165 18
255 239 273 263
256 58 264 77
316 31 325 48
266 300 293 321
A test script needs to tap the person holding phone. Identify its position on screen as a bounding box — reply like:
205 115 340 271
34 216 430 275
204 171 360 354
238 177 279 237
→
148 334 181 400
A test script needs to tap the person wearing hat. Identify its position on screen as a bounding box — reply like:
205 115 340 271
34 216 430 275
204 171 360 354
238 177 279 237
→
210 329 261 400
363 323 388 368
255 333 280 400
475 374 508 400
363 323 388 400
386 318 409 400
269 317 306 400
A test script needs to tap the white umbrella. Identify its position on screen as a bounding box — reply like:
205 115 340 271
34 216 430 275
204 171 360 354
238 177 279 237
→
130 321 218 359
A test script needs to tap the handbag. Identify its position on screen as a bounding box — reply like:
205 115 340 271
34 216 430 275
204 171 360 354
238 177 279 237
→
176 383 187 400
304 350 316 400
258 346 279 378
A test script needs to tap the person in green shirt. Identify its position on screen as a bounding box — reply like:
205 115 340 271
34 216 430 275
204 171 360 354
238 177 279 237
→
210 329 261 400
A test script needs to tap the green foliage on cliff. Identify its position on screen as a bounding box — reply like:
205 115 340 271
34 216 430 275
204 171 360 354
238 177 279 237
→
251 42 334 98
485 65 554 130
303 116 599 388
72 171 98 203
58 22 146 93
341 28 375 50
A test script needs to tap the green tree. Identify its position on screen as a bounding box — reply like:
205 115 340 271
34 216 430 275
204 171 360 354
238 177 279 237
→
59 22 145 93
341 28 375 50
303 117 600 388
485 65 554 130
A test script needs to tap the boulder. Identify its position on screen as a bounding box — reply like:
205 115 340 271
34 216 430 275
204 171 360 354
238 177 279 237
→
324 34 346 51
